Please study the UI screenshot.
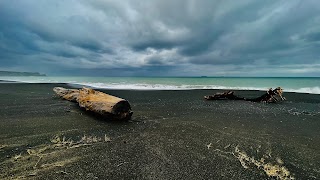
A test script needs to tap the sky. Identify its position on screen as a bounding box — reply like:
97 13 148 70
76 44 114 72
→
0 0 320 77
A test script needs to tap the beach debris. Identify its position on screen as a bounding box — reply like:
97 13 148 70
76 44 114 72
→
53 87 133 120
3 134 108 179
13 153 22 161
104 134 112 142
204 87 286 103
117 162 129 167
207 143 294 180
0 144 7 150
232 146 294 180
224 144 231 149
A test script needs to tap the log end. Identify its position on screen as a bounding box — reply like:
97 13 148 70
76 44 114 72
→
112 100 133 120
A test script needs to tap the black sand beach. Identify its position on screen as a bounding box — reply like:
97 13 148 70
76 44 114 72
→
0 83 319 179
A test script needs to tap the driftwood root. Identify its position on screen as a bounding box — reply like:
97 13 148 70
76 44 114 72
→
204 87 286 103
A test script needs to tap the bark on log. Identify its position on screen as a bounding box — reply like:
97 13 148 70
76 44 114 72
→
204 87 286 103
53 87 133 120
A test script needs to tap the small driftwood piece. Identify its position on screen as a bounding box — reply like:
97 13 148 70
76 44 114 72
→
204 87 286 103
53 87 133 120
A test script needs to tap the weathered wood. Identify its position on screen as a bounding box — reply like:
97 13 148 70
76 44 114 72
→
205 87 286 103
248 87 286 103
53 87 79 102
204 91 246 101
53 87 133 120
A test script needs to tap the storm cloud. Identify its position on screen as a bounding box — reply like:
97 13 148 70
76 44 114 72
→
0 0 320 76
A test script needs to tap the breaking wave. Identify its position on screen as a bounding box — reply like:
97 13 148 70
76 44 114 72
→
285 87 320 94
1 77 320 94
77 83 320 94
78 82 262 91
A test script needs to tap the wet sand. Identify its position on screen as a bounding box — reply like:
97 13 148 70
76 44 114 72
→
0 83 319 179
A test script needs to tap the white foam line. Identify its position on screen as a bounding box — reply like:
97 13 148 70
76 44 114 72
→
79 82 320 94
1 77 320 94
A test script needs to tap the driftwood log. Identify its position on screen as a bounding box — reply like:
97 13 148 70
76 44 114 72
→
204 87 286 103
53 87 133 120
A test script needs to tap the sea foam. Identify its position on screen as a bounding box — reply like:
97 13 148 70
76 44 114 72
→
1 77 320 94
79 82 320 94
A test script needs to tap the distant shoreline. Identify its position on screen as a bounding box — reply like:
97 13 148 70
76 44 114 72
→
0 71 46 76
0 80 20 83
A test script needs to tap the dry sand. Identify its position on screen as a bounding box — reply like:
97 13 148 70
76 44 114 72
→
0 83 319 179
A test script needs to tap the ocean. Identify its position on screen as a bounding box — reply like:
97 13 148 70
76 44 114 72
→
1 76 320 94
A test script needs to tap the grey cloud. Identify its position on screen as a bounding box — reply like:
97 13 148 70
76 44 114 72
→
55 66 179 77
0 0 320 76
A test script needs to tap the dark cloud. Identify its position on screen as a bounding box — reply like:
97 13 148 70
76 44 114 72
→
55 66 179 77
0 0 320 76
131 40 179 52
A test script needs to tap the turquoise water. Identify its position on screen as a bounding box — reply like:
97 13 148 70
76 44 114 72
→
1 76 320 94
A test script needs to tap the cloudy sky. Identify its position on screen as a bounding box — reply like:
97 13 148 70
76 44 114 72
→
0 0 320 76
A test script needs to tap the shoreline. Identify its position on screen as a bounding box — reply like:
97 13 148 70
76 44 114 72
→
0 80 21 83
0 82 319 179
1 80 320 95
1 76 320 94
